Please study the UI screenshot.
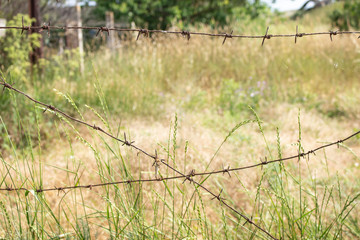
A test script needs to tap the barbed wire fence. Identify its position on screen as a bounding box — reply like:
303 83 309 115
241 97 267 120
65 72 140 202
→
0 21 360 239
0 19 360 45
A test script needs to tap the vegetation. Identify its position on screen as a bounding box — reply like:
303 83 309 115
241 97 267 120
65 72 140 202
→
90 0 271 29
330 0 360 30
0 3 360 240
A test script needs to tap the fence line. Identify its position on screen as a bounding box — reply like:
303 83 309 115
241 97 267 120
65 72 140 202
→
1 19 360 45
0 77 277 239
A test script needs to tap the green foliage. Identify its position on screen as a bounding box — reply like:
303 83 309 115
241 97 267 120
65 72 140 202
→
218 78 267 115
89 0 269 29
330 0 360 30
41 49 81 82
0 14 40 82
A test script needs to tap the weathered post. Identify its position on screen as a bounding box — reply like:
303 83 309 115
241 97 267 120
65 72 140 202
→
106 11 116 50
76 3 84 75
29 0 42 64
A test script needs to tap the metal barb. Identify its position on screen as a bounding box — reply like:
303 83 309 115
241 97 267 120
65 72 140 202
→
295 26 304 44
211 188 226 202
1 81 12 94
262 26 270 46
41 22 51 37
243 216 253 226
93 124 101 131
56 186 65 196
21 16 30 35
43 105 55 113
222 165 231 177
222 30 233 45
96 26 110 37
122 132 134 146
136 29 149 41
181 30 191 41
183 169 196 184
152 150 161 178
337 140 343 148
329 30 338 41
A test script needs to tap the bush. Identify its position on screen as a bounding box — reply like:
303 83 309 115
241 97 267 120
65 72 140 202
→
0 14 40 83
330 0 360 30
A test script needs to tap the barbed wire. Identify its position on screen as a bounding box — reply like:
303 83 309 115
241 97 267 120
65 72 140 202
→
1 19 360 45
0 77 277 239
0 128 358 192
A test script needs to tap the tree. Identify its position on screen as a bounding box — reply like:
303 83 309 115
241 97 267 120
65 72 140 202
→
90 0 248 30
330 0 360 30
291 0 332 19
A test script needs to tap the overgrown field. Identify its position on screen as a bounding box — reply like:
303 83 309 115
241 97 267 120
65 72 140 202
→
0 6 360 239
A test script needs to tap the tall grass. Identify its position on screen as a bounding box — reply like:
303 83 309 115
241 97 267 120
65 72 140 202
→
1 7 360 239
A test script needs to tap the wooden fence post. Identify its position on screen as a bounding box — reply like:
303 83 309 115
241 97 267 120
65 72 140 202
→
29 0 42 65
106 11 116 50
76 3 84 75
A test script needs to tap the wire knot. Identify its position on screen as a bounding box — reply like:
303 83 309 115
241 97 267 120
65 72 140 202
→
222 165 231 177
337 139 343 148
262 26 270 46
211 189 226 202
295 25 303 44
1 81 13 94
122 132 134 146
260 156 268 170
329 30 338 41
43 105 55 113
243 216 254 226
56 186 65 195
152 150 161 178
222 30 233 45
183 169 195 184
41 22 51 37
21 16 30 35
307 150 316 161
96 26 110 37
137 29 149 41
181 30 191 41
93 124 101 131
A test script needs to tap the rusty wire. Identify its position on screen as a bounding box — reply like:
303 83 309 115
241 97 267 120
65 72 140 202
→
0 78 278 239
0 130 358 192
1 21 360 45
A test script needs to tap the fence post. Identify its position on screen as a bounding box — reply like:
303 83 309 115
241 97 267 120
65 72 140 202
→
76 3 84 75
0 19 6 38
106 11 116 50
29 0 43 65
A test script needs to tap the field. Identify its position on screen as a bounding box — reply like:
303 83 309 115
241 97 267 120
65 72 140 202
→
0 5 360 239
